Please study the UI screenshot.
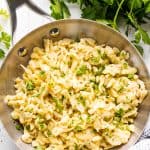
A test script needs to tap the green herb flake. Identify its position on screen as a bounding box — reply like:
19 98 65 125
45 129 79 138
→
40 123 45 129
15 124 23 131
76 65 87 76
26 80 35 91
74 143 79 150
118 86 124 93
35 146 44 150
61 72 66 77
74 125 83 132
115 108 124 119
90 56 100 65
128 74 134 79
52 97 63 113
47 130 52 136
32 86 45 97
120 51 127 58
39 71 45 76
87 115 92 123
48 79 55 88
25 125 30 130
77 95 86 106
92 83 99 91
123 62 128 69
95 65 105 75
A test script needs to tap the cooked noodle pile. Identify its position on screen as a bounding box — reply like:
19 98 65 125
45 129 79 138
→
5 38 147 150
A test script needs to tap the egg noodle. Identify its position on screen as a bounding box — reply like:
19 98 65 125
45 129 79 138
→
5 38 147 150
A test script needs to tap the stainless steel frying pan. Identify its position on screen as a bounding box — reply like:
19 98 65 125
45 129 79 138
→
0 19 149 150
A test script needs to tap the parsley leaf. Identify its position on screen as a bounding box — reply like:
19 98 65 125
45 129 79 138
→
134 30 141 44
102 0 114 5
0 31 11 49
139 28 150 44
0 9 9 18
127 0 143 10
50 0 70 19
145 1 150 13
0 49 5 58
134 43 144 55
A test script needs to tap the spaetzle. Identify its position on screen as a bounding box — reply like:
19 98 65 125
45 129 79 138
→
5 38 147 150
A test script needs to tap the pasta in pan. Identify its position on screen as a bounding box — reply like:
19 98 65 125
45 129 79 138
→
5 38 147 150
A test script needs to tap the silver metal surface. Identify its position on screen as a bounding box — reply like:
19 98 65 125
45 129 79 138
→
0 19 149 150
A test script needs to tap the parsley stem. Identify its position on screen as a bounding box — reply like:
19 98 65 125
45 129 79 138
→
129 0 135 14
113 0 125 29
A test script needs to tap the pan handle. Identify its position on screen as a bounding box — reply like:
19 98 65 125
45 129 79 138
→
7 0 52 45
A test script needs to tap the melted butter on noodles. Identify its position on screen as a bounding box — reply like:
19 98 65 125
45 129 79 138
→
5 38 147 150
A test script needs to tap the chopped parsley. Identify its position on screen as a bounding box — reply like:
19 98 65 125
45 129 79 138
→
74 143 79 150
123 62 128 69
61 72 66 77
87 115 92 123
100 52 107 59
74 125 83 132
76 65 87 76
128 74 134 79
115 108 124 119
15 124 23 131
48 79 55 88
25 125 30 130
32 86 45 97
90 56 100 65
47 130 52 136
39 123 45 129
26 80 35 91
120 51 127 58
94 65 105 75
118 86 124 93
52 97 63 113
35 146 44 150
39 70 45 76
77 95 86 106
92 83 99 91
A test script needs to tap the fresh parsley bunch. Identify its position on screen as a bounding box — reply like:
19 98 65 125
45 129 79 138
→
50 0 150 55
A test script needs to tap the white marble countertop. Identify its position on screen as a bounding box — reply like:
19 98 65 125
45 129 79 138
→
0 0 150 150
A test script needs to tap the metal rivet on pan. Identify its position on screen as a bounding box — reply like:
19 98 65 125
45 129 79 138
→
18 47 28 57
49 28 60 37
